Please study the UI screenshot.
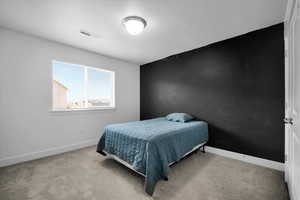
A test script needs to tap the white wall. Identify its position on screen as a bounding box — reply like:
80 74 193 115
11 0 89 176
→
0 28 140 167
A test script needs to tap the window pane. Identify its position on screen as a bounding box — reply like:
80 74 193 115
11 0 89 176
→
52 62 85 109
87 68 114 108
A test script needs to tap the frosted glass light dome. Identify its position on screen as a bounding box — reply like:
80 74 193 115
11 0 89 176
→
123 16 147 35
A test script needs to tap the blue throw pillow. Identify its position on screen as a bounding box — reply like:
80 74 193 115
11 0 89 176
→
166 113 194 123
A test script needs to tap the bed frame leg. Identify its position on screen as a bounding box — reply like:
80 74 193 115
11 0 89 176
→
201 145 206 153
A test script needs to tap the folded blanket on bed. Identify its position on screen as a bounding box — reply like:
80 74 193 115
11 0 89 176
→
97 117 208 195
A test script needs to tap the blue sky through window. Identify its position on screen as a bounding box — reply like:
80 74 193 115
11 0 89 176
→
87 68 112 100
53 61 113 104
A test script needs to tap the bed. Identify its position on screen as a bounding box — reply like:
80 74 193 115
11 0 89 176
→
97 117 209 195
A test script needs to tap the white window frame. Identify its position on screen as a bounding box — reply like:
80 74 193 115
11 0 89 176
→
51 60 115 112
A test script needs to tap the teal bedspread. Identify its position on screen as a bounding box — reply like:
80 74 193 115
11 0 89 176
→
97 117 208 195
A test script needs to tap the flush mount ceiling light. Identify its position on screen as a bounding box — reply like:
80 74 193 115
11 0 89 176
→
122 16 147 35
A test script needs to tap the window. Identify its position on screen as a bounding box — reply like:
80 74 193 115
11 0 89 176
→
52 61 115 110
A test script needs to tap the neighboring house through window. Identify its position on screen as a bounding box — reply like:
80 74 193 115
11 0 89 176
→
52 80 68 109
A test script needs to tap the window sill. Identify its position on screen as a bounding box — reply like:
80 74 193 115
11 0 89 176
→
50 107 116 113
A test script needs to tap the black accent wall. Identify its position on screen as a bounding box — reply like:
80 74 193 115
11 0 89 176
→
141 23 285 162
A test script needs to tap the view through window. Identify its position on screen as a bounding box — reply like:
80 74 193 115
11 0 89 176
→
52 61 115 110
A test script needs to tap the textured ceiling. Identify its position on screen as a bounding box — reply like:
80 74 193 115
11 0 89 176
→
0 0 287 64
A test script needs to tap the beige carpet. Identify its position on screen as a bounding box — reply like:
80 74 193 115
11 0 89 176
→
0 146 289 200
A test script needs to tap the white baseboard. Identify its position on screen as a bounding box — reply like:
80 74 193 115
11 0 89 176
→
0 141 285 172
0 138 99 167
205 146 284 171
